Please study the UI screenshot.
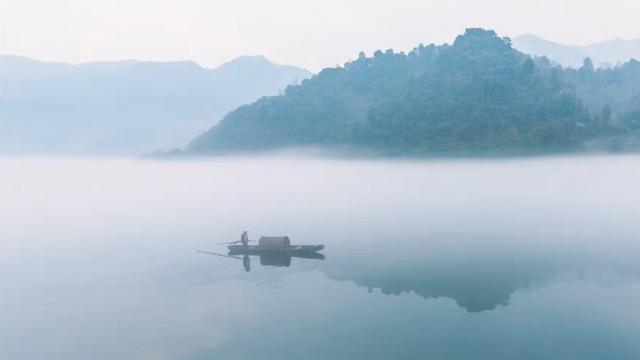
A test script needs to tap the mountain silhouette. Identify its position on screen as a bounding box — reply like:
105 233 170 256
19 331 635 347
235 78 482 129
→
0 55 311 155
513 34 640 68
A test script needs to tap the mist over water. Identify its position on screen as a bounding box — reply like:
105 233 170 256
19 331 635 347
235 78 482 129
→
1 155 640 359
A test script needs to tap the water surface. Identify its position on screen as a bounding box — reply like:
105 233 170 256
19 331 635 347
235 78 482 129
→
1 156 639 359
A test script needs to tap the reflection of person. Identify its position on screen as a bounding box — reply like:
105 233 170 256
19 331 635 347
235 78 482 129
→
240 231 249 246
243 254 251 272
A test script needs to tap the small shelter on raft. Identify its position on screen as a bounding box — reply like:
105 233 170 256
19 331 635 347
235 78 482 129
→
258 236 291 249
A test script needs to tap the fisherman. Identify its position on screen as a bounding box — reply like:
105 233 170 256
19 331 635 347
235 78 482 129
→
240 230 249 247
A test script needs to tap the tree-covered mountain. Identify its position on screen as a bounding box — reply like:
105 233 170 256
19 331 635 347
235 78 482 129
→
0 55 311 155
626 93 640 123
187 29 640 156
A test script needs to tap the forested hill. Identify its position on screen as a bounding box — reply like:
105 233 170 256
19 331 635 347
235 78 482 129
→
187 28 640 156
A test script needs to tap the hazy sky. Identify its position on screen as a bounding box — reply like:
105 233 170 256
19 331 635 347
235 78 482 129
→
1 0 638 71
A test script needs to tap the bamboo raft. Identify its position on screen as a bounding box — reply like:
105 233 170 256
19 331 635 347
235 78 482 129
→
228 236 324 255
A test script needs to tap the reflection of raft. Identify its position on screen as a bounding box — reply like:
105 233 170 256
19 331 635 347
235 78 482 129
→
257 251 325 267
228 236 324 255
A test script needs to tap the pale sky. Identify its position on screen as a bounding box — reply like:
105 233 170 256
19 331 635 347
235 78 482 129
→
1 0 639 72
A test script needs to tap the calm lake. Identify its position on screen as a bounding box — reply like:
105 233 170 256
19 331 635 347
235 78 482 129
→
1 155 639 360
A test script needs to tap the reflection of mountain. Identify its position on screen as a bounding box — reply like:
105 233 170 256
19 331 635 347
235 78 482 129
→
325 260 549 312
189 236 640 359
331 268 534 312
323 244 640 313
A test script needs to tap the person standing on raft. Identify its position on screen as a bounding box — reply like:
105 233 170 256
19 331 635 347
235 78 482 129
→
240 231 249 247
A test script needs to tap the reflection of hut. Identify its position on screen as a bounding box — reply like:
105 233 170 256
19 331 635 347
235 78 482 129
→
260 253 292 267
258 236 291 249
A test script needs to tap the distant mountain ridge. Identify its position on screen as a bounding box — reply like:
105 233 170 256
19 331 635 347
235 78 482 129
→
512 34 640 68
0 55 311 155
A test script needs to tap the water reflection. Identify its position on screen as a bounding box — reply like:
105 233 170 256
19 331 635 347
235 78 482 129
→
199 236 640 313
326 260 551 312
323 237 640 312
198 250 325 272
4 156 640 360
